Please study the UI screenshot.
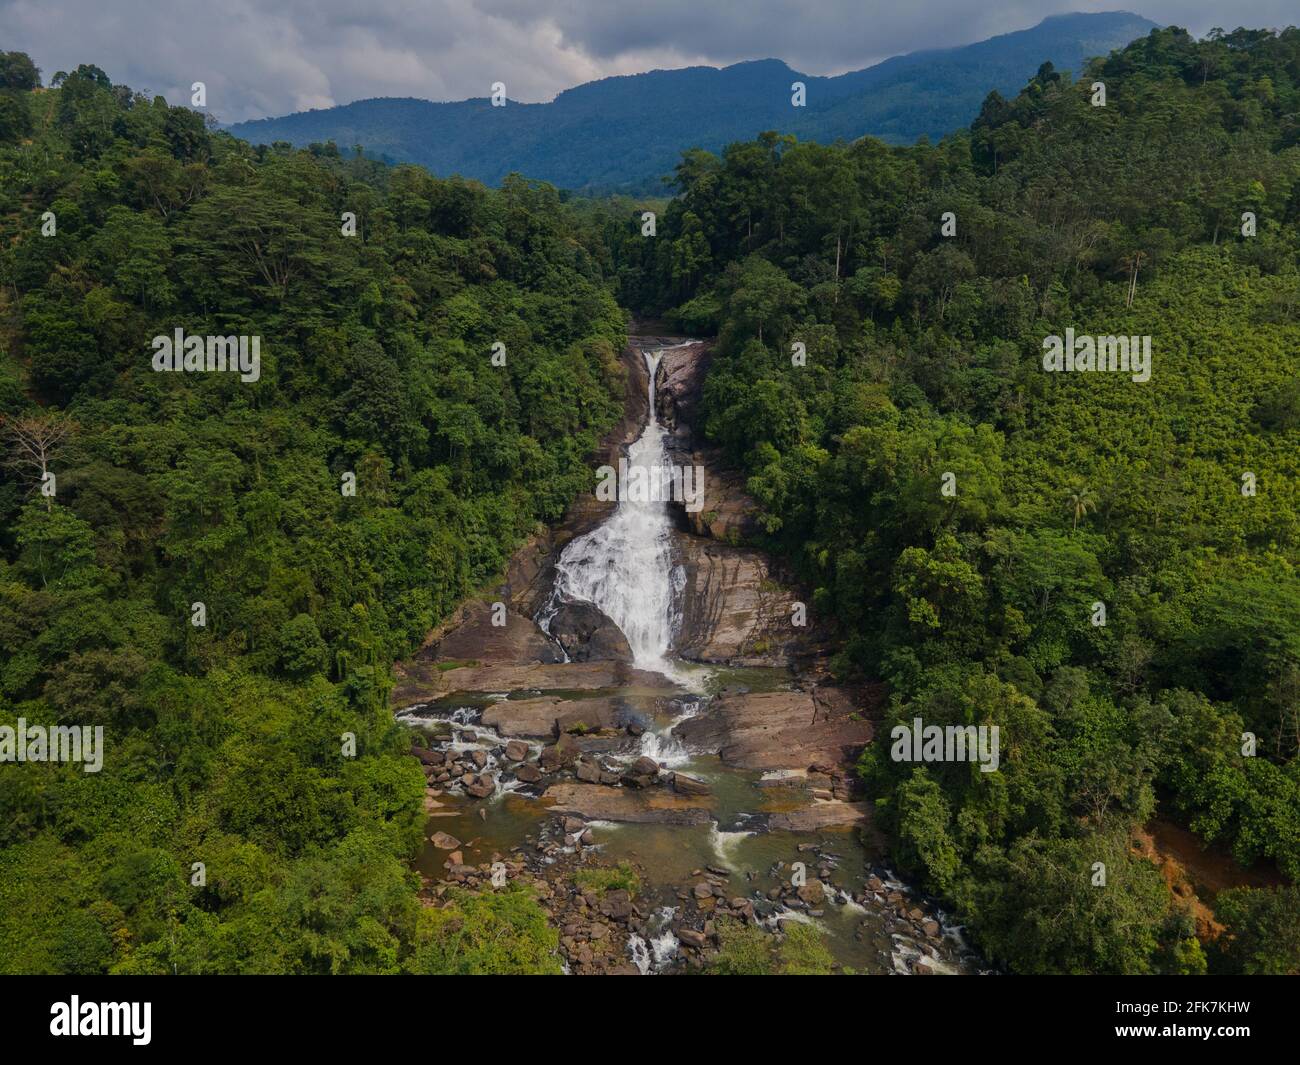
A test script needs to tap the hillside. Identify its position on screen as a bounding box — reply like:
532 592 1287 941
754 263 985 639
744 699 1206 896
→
226 11 1158 194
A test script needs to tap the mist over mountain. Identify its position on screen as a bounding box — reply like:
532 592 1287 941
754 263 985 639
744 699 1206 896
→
227 11 1159 193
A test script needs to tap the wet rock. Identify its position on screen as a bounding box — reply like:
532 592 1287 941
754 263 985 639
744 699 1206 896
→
431 832 461 850
514 763 542 783
677 927 710 949
768 802 872 832
395 661 674 710
671 535 812 665
675 687 873 772
465 775 496 799
486 696 630 741
556 700 626 736
540 733 581 771
671 772 711 796
504 739 529 762
797 880 825 906
542 782 711 825
546 600 634 663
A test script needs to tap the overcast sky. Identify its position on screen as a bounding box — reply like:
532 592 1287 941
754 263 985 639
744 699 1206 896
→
3 1 1298 123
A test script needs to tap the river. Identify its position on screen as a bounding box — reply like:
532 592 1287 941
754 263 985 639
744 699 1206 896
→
399 338 986 975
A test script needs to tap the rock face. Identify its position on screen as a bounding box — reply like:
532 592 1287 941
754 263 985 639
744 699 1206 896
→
655 342 759 544
671 534 818 665
546 600 634 663
650 342 827 667
673 686 874 771
431 598 563 666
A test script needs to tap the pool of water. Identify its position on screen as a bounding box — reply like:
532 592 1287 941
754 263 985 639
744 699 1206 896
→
406 665 984 974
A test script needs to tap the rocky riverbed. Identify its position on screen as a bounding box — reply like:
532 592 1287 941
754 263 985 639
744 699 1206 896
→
393 333 988 975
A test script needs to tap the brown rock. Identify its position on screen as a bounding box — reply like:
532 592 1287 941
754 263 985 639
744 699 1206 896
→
672 773 711 796
674 687 873 771
542 782 711 826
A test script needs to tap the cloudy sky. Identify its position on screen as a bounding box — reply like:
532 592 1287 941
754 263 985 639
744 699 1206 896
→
3 0 1297 122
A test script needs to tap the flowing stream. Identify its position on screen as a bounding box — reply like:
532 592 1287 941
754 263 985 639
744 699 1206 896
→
409 339 984 975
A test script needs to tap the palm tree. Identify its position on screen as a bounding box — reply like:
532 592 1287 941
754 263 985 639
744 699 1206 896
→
1067 486 1096 531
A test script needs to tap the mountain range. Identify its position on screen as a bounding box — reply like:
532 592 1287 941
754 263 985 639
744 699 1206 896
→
227 11 1159 193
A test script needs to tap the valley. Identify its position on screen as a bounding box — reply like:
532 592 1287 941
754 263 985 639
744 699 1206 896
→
392 333 983 974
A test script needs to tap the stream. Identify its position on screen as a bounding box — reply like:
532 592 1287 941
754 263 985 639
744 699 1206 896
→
400 339 987 975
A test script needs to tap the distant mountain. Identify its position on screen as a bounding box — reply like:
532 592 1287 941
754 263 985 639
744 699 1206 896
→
227 11 1158 193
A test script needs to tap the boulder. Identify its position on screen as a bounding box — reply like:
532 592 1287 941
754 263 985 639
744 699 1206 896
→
767 802 872 832
797 880 825 906
504 740 529 762
546 600 634 663
430 831 461 850
672 773 711 796
465 775 496 799
431 598 564 666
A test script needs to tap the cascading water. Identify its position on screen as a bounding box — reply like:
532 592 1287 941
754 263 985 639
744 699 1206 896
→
549 346 685 678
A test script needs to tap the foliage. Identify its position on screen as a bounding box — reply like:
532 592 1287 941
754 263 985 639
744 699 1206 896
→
0 60 623 973
611 25 1300 973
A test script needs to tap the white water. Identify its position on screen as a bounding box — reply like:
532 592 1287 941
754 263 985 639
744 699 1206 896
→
627 906 680 974
550 346 688 679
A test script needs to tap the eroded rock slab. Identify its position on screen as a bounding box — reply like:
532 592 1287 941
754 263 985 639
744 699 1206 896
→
481 696 629 739
673 686 873 771
542 782 712 826
393 660 675 711
767 802 872 832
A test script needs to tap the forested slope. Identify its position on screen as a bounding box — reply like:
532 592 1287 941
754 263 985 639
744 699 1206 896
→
599 26 1300 974
0 54 622 973
226 12 1156 195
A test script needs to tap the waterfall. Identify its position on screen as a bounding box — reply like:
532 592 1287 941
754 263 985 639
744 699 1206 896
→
550 346 685 676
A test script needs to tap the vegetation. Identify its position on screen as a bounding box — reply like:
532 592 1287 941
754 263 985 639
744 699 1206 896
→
225 13 1154 196
572 861 640 897
707 918 836 975
4 21 1299 977
605 25 1300 973
0 58 622 973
